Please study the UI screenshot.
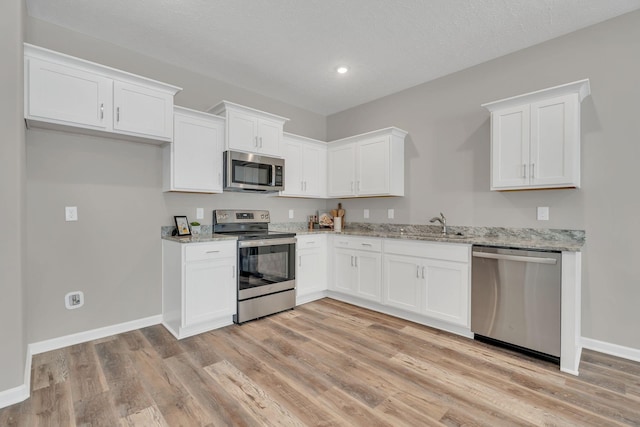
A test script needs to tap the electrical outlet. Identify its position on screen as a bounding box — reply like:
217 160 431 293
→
288 209 294 219
196 208 204 220
537 206 550 221
65 291 84 310
65 206 78 221
364 209 370 219
388 209 394 219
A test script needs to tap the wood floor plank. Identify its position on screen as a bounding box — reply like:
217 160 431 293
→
2 298 640 426
204 359 306 427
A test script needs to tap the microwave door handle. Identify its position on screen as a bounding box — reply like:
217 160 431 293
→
272 165 276 187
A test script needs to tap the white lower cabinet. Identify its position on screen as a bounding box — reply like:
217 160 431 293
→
162 240 236 339
331 236 383 303
295 235 328 305
383 240 470 328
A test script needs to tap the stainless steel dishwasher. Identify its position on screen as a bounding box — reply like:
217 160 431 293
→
471 246 562 361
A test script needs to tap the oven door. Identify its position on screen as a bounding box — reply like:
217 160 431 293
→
224 151 284 192
237 238 296 300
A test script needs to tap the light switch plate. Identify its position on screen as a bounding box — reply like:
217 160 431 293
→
288 209 294 219
388 209 394 219
364 209 370 219
65 206 78 222
196 208 204 219
537 206 550 221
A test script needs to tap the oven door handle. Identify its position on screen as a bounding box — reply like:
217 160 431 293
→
238 237 297 248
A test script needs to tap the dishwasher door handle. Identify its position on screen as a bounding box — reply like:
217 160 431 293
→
472 251 558 265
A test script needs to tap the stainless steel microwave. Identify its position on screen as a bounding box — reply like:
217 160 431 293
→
224 150 284 192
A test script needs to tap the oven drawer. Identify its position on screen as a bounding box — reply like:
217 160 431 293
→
185 241 236 262
333 236 382 252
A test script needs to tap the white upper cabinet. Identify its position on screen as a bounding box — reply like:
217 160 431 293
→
482 79 590 191
163 107 225 193
279 133 327 198
208 100 289 157
24 44 181 144
328 127 407 198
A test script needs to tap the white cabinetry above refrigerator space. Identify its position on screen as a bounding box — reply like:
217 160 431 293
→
328 127 406 198
208 100 289 157
24 43 181 144
482 79 590 191
163 107 225 193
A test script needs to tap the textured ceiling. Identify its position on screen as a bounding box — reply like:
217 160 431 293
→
26 0 640 115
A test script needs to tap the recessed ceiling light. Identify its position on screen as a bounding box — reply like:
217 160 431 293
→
336 66 349 74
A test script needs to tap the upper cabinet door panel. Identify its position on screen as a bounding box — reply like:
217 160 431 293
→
302 143 325 197
358 136 390 196
113 81 174 140
172 112 223 192
530 94 578 187
257 119 282 156
227 110 259 152
27 58 111 130
328 144 357 197
491 105 530 189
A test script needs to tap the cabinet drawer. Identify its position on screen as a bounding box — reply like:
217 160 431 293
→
333 236 382 252
296 235 325 249
384 240 470 263
185 241 236 262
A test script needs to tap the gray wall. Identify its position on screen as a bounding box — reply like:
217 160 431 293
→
327 11 640 350
25 18 328 343
0 0 26 391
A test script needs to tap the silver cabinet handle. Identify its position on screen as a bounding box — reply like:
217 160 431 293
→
254 136 258 147
422 266 425 279
361 243 372 247
531 163 535 179
116 107 120 122
100 103 104 119
350 255 354 266
472 251 558 265
351 181 354 192
357 181 360 192
354 256 358 267
416 265 420 278
304 181 307 191
301 181 304 191
259 137 263 148
218 172 221 185
306 241 315 245
206 250 220 254
522 164 527 178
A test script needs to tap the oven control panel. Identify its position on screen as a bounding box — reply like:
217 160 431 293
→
214 209 270 224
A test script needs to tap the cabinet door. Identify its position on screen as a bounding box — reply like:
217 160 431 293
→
328 144 357 197
281 143 303 196
422 259 469 327
184 259 236 326
257 118 282 156
302 144 325 197
354 251 382 303
26 58 111 130
530 94 579 188
171 112 223 192
297 246 327 298
491 105 530 190
227 109 259 152
113 81 173 140
332 248 355 294
357 136 390 196
383 254 422 314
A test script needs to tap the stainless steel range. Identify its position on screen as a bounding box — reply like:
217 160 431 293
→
213 209 296 323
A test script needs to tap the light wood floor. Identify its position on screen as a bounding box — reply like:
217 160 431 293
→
2 298 639 426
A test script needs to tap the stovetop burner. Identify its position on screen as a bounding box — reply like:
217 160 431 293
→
212 209 295 240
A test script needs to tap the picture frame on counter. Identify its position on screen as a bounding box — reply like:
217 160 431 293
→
174 216 191 236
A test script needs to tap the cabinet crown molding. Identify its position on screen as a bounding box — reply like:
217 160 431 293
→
174 105 225 123
481 79 590 112
329 126 408 145
207 100 290 124
24 43 182 95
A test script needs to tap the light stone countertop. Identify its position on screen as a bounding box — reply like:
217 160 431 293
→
161 223 585 252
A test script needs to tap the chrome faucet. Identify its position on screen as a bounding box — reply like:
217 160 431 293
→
429 212 447 235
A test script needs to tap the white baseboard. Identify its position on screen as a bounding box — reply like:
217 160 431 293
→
29 314 162 355
582 337 640 363
0 383 29 410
